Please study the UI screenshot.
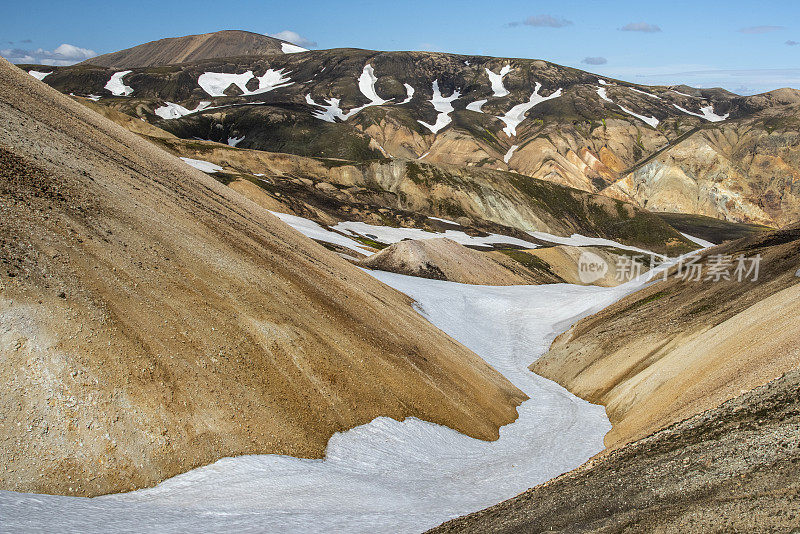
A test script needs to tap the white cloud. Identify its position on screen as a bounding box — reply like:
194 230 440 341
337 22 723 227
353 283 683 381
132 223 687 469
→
582 56 608 65
509 15 573 28
52 43 96 59
0 43 96 65
268 30 317 48
619 22 662 33
739 25 784 34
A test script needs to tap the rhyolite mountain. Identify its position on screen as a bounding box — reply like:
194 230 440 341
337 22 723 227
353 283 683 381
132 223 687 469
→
22 33 800 227
79 30 308 68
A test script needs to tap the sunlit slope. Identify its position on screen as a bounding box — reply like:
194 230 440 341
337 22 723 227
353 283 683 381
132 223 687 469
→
0 57 525 496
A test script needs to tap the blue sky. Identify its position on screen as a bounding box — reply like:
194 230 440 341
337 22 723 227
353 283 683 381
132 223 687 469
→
2 0 799 94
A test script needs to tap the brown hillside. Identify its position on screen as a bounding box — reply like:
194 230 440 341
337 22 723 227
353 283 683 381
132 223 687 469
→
82 30 293 68
357 238 540 285
0 58 525 497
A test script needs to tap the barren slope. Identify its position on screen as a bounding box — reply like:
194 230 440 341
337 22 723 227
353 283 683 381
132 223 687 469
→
531 225 800 448
0 58 526 497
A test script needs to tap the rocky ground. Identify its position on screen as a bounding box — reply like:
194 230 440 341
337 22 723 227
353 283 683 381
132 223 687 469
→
430 367 800 533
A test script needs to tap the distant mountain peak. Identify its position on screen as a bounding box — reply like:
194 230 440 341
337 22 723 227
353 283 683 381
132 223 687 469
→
82 29 306 69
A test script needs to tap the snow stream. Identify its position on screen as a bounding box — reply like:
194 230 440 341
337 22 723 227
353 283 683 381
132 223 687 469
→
0 270 667 533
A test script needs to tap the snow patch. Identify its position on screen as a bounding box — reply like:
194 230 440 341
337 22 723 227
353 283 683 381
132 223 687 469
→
306 64 390 121
427 216 461 225
154 101 212 120
673 104 729 122
503 144 519 164
598 79 609 85
680 232 715 249
417 80 460 134
598 87 659 128
672 89 700 98
466 99 487 113
198 69 292 97
227 136 245 147
104 70 133 96
597 87 613 102
618 104 659 128
399 83 415 104
270 212 375 255
28 70 51 80
282 42 309 54
629 86 662 100
179 157 223 173
305 94 346 122
334 220 538 249
498 82 562 137
486 64 512 97
356 64 388 106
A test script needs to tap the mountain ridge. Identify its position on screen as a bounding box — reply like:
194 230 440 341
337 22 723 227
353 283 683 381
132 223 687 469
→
21 34 800 227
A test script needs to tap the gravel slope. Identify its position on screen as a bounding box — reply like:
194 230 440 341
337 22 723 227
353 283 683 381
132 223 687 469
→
430 367 800 533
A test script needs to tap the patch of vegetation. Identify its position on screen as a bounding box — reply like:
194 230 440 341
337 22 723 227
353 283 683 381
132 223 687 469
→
688 300 717 316
499 249 552 272
656 212 772 244
210 172 239 186
352 236 389 250
435 198 467 219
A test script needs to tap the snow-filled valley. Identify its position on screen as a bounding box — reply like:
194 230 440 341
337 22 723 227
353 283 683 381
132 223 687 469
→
0 261 674 533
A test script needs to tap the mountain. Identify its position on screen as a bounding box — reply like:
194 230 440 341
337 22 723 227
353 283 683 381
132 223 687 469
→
57 99 698 257
20 34 800 226
81 30 307 68
0 56 525 496
603 103 800 227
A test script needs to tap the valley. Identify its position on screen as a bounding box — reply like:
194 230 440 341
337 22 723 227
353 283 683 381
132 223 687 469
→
2 19 799 534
